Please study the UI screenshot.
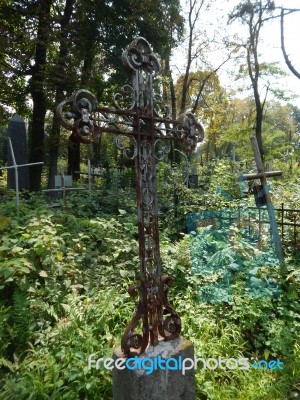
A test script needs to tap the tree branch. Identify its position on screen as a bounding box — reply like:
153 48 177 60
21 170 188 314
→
280 7 300 80
191 48 237 114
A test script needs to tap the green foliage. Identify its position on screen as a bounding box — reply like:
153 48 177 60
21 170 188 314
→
0 200 141 398
156 159 246 241
0 185 299 399
161 233 300 400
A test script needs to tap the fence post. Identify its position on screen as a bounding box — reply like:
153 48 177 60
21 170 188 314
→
258 207 261 240
281 203 284 241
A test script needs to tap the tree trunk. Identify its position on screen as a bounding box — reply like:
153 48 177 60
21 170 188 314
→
254 92 264 160
66 51 96 177
247 24 264 161
68 134 80 179
47 0 76 189
206 141 210 162
29 93 47 191
164 57 177 120
28 0 52 191
47 115 61 188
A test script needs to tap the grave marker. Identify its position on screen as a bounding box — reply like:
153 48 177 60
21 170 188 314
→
43 170 84 209
241 136 283 260
0 135 44 213
56 37 203 400
7 114 29 191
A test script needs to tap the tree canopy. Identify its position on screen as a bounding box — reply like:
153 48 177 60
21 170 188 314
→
1 0 300 189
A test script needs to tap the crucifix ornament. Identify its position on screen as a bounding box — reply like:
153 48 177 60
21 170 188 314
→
56 37 204 357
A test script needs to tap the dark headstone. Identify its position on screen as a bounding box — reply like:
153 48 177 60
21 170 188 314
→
7 114 29 191
188 174 198 189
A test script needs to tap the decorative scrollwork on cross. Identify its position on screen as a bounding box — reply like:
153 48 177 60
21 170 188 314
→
154 139 171 161
177 112 204 152
114 135 137 160
122 37 160 75
56 37 204 358
113 85 135 111
56 89 100 144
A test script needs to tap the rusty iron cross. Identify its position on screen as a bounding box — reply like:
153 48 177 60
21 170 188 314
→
56 37 204 357
241 136 283 260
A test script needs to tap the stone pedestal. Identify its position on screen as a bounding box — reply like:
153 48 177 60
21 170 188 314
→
112 336 195 400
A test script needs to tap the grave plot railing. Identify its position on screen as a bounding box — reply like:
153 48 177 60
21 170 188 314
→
186 204 300 253
246 205 300 250
273 204 300 250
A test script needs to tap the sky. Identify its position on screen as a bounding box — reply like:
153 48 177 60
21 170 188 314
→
171 0 300 107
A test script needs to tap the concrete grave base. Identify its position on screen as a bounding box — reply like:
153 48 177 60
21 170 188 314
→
112 336 195 400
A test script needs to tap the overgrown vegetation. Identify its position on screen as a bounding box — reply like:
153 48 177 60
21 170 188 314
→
0 159 300 399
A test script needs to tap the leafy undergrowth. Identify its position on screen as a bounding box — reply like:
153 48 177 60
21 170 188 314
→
0 195 299 399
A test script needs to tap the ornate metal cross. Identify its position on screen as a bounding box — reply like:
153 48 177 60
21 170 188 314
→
241 136 283 260
56 37 204 357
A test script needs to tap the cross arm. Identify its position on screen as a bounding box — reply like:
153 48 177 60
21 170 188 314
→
241 171 282 181
0 162 44 171
56 89 204 152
